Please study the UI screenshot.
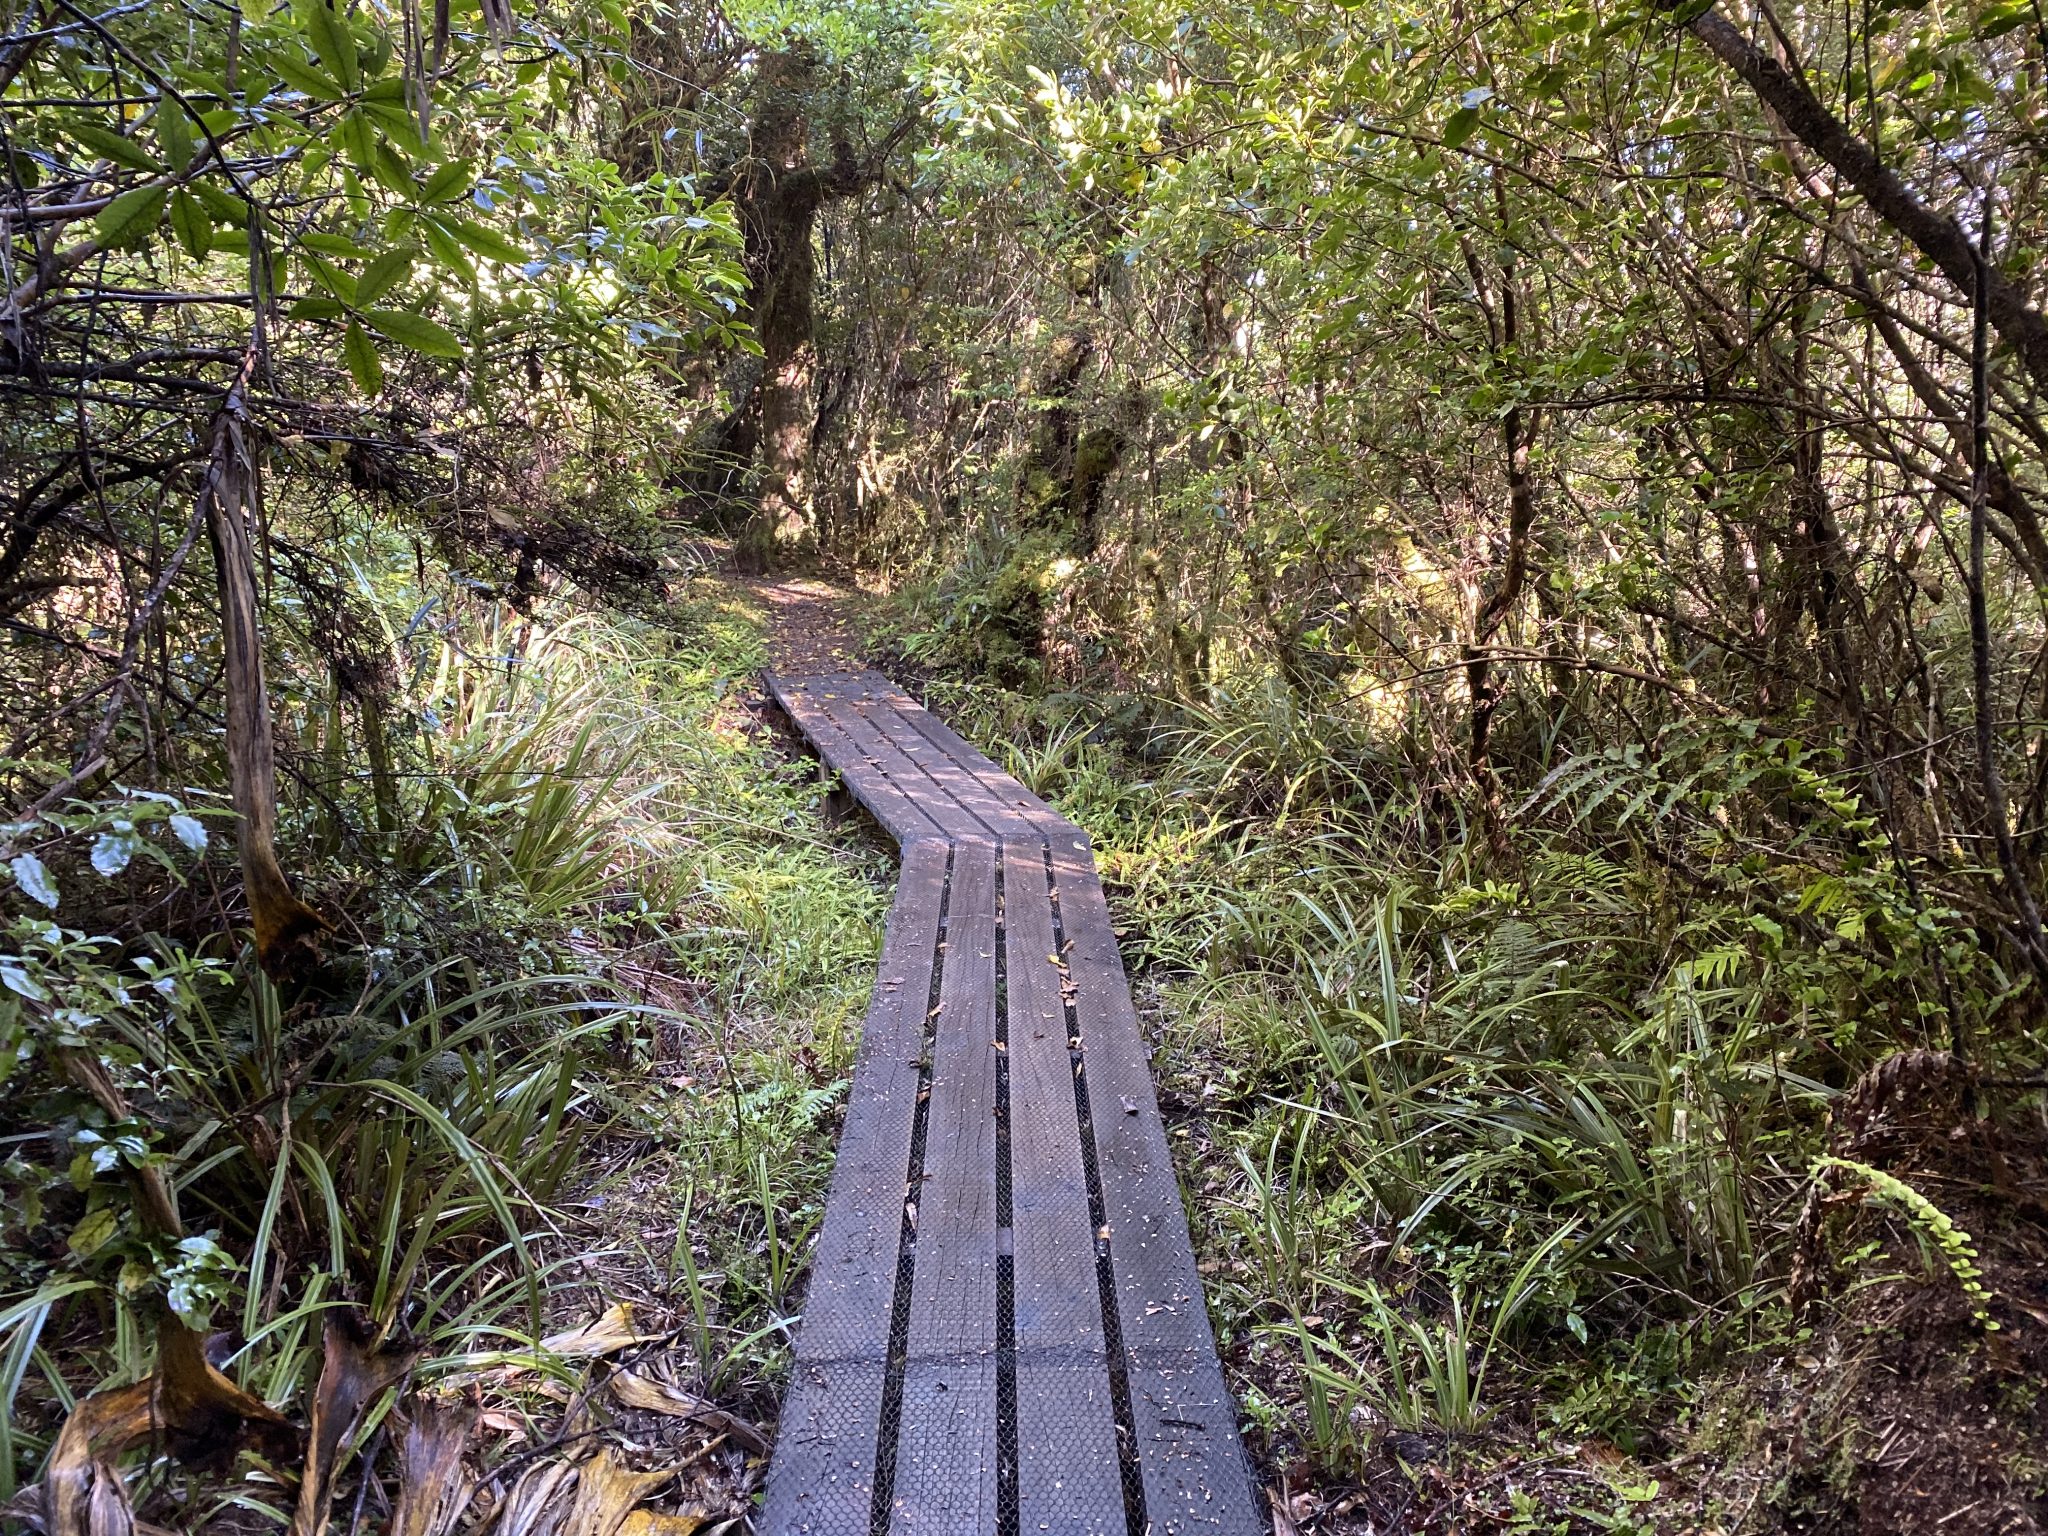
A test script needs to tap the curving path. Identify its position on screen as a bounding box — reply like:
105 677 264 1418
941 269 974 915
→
759 671 1260 1536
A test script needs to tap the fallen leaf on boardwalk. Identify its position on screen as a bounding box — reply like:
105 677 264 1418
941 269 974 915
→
293 1312 421 1536
561 1448 675 1536
619 1512 709 1536
391 1398 474 1536
609 1371 771 1456
495 1459 578 1536
1120 1096 1139 1114
541 1303 659 1359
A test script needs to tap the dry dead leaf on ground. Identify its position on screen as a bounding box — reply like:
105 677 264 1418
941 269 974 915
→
43 1320 295 1536
390 1398 475 1536
40 1380 150 1536
289 1312 421 1536
607 1371 769 1456
494 1459 579 1536
540 1303 661 1359
560 1448 675 1536
618 1511 709 1536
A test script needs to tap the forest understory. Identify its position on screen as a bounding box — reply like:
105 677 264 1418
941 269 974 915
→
5 0 2048 1529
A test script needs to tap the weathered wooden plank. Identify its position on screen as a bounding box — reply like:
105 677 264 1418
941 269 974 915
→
815 687 995 849
766 672 948 847
758 839 949 1536
1050 846 1262 1536
1001 839 1126 1535
857 693 1046 845
889 841 1000 1534
895 696 1080 844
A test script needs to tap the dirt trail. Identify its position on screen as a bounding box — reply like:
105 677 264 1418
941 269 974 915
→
735 569 870 675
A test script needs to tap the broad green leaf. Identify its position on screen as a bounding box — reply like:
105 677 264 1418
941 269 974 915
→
189 179 248 222
302 251 357 303
421 161 474 203
169 188 210 259
370 138 418 198
266 50 343 100
298 0 362 93
288 295 347 320
90 830 139 876
368 307 463 359
344 321 384 396
336 109 377 170
446 216 526 266
157 100 195 173
67 122 159 173
94 185 168 246
299 231 370 259
1442 106 1480 149
355 246 414 305
9 853 57 909
419 219 477 283
67 1207 119 1260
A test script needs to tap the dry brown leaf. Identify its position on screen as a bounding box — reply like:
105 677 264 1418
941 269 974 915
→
40 1381 150 1536
43 1319 296 1536
607 1372 768 1456
618 1511 708 1536
539 1303 657 1360
390 1397 474 1536
560 1449 674 1536
289 1312 421 1536
495 1459 579 1536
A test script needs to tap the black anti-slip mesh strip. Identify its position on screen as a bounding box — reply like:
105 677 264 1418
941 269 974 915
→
1045 848 1147 1536
994 858 1020 1536
869 847 953 1536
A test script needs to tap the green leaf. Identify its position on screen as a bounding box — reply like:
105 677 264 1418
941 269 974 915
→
9 853 57 910
367 307 463 359
344 321 384 396
446 216 526 266
335 109 377 170
67 1207 119 1260
288 295 347 320
298 231 370 259
1442 106 1480 149
67 122 160 174
302 251 357 304
267 50 344 100
157 100 195 173
370 137 418 198
94 185 168 246
355 245 414 305
189 179 248 222
170 189 211 259
418 218 477 283
421 161 474 204
298 0 362 93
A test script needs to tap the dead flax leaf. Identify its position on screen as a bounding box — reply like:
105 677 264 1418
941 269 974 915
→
561 1448 674 1536
619 1512 709 1536
40 1381 149 1536
45 1321 294 1536
540 1303 659 1360
290 1312 421 1536
608 1372 770 1456
390 1397 475 1536
495 1459 579 1536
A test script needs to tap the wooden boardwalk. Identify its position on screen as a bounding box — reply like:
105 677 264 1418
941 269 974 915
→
759 672 1261 1536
